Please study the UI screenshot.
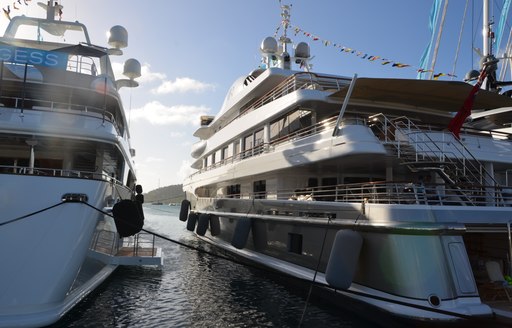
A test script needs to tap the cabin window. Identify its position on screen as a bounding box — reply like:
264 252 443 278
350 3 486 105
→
270 109 312 142
253 180 266 199
211 153 216 165
243 135 253 158
222 146 229 161
288 233 303 254
233 141 240 159
317 177 337 201
227 184 241 198
126 170 136 189
343 177 370 184
254 129 264 155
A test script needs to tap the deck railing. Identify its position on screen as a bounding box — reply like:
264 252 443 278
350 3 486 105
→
237 72 350 118
90 230 159 258
220 181 512 207
193 115 343 176
0 164 126 188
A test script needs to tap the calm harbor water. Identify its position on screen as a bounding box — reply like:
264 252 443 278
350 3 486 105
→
49 205 374 328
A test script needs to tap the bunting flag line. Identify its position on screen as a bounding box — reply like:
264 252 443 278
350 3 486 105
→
290 24 456 79
2 0 33 21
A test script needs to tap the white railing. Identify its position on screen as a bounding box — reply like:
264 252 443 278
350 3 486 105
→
0 164 121 183
90 230 158 258
220 181 512 207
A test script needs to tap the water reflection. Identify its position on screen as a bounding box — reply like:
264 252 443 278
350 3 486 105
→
49 205 370 327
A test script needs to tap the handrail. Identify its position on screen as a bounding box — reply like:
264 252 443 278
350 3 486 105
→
369 113 504 204
216 180 512 207
236 72 350 119
0 164 120 183
192 116 342 177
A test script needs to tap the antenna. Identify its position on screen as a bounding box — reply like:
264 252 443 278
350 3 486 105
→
37 1 63 21
260 3 311 71
278 4 292 69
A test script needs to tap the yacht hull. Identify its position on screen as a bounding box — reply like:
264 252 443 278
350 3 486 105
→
186 197 496 323
0 175 119 328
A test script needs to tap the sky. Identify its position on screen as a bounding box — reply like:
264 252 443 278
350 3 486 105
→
0 0 510 192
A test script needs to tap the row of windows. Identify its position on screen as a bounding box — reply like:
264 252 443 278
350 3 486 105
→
203 109 313 169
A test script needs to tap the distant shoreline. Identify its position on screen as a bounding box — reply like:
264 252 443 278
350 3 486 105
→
144 184 184 204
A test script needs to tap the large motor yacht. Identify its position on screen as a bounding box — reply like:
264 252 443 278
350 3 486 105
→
183 2 512 324
0 2 161 327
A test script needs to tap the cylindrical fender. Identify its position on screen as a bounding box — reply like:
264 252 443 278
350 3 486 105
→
196 213 210 236
179 199 191 221
325 230 363 290
186 212 198 231
231 217 252 249
209 215 221 236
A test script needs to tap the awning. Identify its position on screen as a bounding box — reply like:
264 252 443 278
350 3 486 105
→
329 78 512 112
53 44 107 57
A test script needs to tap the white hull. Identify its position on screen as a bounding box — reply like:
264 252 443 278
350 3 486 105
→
0 175 117 327
197 233 492 322
184 3 512 324
0 3 153 326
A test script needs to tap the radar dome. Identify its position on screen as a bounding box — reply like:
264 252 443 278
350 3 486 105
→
108 25 128 49
261 37 278 54
464 69 479 82
123 59 141 79
295 42 310 58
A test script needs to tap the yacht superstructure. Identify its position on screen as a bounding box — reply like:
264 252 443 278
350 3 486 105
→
0 3 161 327
183 3 512 324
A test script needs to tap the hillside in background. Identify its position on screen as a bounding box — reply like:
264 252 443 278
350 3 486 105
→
144 184 184 204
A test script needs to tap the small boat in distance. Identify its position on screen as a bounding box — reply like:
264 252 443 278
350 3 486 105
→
183 1 512 325
0 2 162 327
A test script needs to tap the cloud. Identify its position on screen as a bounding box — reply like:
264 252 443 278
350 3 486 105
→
177 159 195 182
170 131 185 138
145 157 165 163
112 62 165 83
112 62 213 95
130 101 210 126
151 77 215 95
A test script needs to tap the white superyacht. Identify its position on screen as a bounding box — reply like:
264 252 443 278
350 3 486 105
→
183 2 512 325
0 2 161 327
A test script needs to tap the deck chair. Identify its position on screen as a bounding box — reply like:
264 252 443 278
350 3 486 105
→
485 260 512 301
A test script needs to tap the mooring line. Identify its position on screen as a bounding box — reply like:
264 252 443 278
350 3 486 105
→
4 200 509 326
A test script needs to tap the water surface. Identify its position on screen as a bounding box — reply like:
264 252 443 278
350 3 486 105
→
50 205 372 327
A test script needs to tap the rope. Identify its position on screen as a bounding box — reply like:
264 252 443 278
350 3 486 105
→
429 0 449 80
298 216 331 327
0 201 67 227
451 0 469 80
5 199 510 325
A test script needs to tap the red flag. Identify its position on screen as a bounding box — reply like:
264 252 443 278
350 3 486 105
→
447 71 486 139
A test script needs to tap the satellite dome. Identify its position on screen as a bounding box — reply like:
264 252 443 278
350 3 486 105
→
261 37 278 54
108 25 128 49
123 58 141 79
295 42 310 58
464 69 479 82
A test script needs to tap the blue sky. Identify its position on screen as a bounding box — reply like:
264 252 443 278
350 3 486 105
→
1 0 510 192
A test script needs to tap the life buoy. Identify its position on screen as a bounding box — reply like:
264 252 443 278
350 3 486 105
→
196 213 210 236
179 199 191 222
186 212 198 231
231 217 252 249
